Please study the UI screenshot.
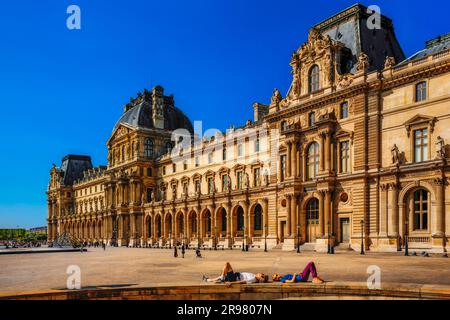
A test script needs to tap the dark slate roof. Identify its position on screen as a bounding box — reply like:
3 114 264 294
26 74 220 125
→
60 155 93 186
314 3 405 73
398 33 450 65
114 89 194 134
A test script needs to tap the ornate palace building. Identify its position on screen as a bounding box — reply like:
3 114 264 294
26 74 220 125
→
47 4 450 253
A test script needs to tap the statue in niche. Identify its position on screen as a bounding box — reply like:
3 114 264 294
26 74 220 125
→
391 144 400 165
227 174 232 192
436 136 445 158
244 172 250 189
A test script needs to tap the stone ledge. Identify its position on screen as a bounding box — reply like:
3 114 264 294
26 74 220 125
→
1 281 449 300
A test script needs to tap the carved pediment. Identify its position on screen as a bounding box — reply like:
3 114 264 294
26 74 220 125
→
404 114 437 136
191 173 202 181
335 129 354 142
108 124 132 145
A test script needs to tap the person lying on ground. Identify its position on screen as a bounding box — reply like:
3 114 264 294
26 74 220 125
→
272 261 324 284
203 262 268 287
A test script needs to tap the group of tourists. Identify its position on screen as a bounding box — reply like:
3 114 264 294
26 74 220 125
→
202 261 324 287
0 241 46 249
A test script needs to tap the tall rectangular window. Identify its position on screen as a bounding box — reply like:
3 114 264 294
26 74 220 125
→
255 138 260 152
340 102 349 119
238 143 243 158
339 141 350 173
280 155 286 181
416 82 427 102
414 128 428 162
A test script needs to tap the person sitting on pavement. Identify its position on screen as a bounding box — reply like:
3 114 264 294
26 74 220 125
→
203 262 268 287
272 261 324 284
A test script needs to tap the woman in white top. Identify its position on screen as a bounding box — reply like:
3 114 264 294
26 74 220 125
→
203 262 268 287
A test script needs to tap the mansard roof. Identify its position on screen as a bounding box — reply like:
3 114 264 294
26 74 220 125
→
59 155 93 186
312 3 405 73
398 33 450 65
113 86 194 134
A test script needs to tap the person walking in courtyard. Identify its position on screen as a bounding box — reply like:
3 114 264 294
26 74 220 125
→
272 261 324 284
174 245 178 258
196 247 202 258
203 262 268 287
181 244 185 258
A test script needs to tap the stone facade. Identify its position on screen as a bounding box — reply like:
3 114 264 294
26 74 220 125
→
47 4 450 253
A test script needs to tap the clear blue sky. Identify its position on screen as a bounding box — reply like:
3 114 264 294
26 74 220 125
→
0 0 448 229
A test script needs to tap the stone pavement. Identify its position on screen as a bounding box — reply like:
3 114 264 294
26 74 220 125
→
0 247 449 295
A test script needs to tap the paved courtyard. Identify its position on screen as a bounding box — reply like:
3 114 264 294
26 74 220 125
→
0 247 449 295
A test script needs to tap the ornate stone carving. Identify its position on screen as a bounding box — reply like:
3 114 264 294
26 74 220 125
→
338 73 353 88
436 136 445 159
356 52 369 73
384 56 396 69
270 88 282 106
391 144 400 165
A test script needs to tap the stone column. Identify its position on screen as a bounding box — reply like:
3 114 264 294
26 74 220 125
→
388 183 399 237
291 142 297 178
325 130 331 173
287 142 292 177
318 191 324 237
324 191 331 236
286 195 292 237
290 195 297 236
184 210 188 243
226 203 232 238
243 201 249 242
320 133 325 172
433 178 445 237
262 199 269 237
379 184 388 237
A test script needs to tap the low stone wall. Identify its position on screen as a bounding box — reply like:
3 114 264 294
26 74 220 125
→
1 282 450 300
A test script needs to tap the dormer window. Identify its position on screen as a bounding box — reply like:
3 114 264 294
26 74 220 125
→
340 102 349 119
309 65 320 93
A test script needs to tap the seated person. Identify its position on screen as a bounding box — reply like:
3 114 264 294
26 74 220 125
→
272 262 324 284
203 262 268 286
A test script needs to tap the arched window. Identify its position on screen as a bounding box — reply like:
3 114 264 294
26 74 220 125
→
413 189 428 230
206 211 211 233
309 65 320 93
144 138 153 158
237 207 244 231
307 142 320 180
147 217 152 238
221 209 227 232
416 81 427 102
254 205 263 231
